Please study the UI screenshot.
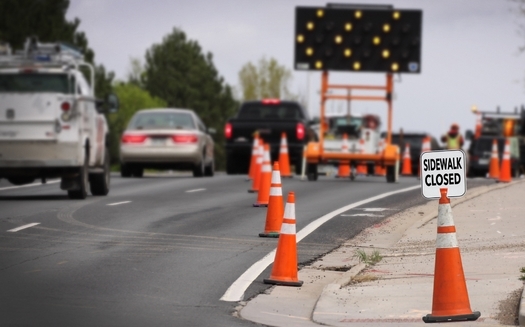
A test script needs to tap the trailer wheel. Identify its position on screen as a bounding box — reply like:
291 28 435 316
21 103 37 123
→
386 165 398 183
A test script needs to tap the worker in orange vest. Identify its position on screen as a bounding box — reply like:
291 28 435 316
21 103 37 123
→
441 123 464 150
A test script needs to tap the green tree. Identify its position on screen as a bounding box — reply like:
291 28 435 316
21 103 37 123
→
108 83 167 163
0 0 113 100
143 27 238 170
238 57 296 101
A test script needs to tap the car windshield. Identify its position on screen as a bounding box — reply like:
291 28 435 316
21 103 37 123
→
238 103 303 120
129 111 195 130
0 73 75 93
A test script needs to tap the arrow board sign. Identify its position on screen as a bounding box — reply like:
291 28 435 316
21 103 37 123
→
420 150 467 199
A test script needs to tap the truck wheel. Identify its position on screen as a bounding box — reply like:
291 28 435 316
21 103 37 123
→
68 154 89 199
120 163 132 177
307 163 318 181
295 157 303 176
386 165 398 183
204 159 215 177
90 149 110 196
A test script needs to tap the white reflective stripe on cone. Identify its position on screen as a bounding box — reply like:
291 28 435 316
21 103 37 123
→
271 171 281 184
256 157 263 164
283 203 296 219
280 222 296 235
436 233 459 248
262 164 272 172
269 187 282 196
280 147 288 153
437 205 454 227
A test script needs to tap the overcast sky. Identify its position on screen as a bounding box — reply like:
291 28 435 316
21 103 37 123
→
67 0 525 141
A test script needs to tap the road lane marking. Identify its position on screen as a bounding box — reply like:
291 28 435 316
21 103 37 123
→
107 201 131 206
341 213 385 217
220 184 421 302
7 223 41 232
186 188 206 193
0 180 59 192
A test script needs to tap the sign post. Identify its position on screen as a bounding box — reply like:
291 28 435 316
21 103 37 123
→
420 149 467 199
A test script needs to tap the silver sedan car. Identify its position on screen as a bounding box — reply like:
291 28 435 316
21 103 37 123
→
120 108 215 177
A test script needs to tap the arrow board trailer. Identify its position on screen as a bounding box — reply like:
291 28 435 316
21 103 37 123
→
420 150 467 199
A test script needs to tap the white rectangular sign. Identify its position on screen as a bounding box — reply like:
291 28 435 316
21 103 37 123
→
420 150 466 199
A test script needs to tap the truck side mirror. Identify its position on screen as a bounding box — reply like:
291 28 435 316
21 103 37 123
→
107 93 119 113
465 129 473 141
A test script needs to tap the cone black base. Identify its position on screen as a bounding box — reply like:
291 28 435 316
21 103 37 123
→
259 232 279 238
422 311 480 323
248 190 257 193
253 203 268 207
263 278 303 287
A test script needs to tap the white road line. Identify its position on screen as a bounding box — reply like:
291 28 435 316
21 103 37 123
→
220 184 421 302
0 180 59 192
7 223 41 232
186 188 206 193
341 213 385 217
107 201 131 206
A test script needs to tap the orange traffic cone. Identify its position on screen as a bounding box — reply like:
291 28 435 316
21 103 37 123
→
248 140 263 193
488 139 500 179
499 138 512 183
259 162 284 238
375 139 386 176
248 133 260 181
264 192 303 287
356 138 368 175
278 133 293 178
474 113 482 139
337 133 351 178
423 188 480 323
254 144 272 207
401 143 412 176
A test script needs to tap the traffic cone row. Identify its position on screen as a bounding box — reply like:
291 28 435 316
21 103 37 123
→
248 133 259 181
248 140 263 193
279 133 293 178
423 188 480 323
254 144 272 207
336 133 351 178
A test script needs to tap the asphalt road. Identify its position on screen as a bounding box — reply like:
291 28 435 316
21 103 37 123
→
0 172 490 326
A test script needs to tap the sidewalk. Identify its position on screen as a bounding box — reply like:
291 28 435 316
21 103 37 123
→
240 180 525 326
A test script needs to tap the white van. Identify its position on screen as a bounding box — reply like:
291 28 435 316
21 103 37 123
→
0 38 118 199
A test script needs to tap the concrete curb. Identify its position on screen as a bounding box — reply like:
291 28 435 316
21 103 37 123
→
520 286 525 326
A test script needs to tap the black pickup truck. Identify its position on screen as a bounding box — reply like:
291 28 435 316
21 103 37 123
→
224 99 317 175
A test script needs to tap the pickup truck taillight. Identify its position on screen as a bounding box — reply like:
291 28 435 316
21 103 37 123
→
296 123 305 140
224 123 232 139
172 134 198 143
61 102 71 112
121 133 147 144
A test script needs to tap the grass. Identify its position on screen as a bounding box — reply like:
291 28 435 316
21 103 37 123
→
519 267 525 281
353 249 383 265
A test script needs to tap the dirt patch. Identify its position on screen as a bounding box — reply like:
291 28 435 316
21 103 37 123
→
495 287 523 326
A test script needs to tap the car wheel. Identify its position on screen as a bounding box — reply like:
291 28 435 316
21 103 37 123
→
205 159 214 177
89 149 110 196
193 159 204 177
386 164 398 183
132 166 144 178
68 152 89 199
121 163 132 177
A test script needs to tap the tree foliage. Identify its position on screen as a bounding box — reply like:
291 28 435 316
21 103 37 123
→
238 57 296 101
108 83 167 163
0 0 113 100
143 28 238 169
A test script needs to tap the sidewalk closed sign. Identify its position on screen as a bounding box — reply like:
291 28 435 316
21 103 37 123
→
420 150 467 199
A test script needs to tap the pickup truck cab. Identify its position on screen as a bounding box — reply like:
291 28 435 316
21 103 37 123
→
224 99 316 175
0 38 118 199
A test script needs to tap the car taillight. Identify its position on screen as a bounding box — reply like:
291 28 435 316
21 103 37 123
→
261 98 280 105
172 134 198 143
224 122 232 139
61 102 71 112
121 133 147 143
296 123 305 140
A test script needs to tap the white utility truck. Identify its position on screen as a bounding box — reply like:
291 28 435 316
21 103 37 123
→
0 38 118 199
